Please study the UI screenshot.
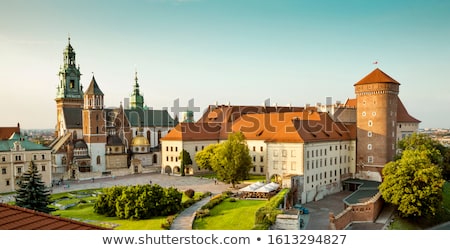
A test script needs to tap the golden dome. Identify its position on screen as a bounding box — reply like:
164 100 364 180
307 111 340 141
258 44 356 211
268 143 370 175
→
131 135 149 146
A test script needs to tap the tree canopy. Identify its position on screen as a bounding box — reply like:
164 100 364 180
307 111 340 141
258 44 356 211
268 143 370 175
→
195 132 253 187
15 161 55 213
380 134 446 217
179 149 192 176
397 133 450 179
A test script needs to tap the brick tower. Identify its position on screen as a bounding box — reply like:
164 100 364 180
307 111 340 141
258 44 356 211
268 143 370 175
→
354 68 400 179
83 76 107 172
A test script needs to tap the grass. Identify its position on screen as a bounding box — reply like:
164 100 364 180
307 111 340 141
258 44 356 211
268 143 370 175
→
53 202 166 229
50 188 204 230
193 198 267 230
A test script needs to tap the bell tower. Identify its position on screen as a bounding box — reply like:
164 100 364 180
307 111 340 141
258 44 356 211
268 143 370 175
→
83 76 107 172
55 37 84 137
354 68 400 179
130 71 144 110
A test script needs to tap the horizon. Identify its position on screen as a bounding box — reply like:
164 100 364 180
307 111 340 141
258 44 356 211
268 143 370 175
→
1 0 449 129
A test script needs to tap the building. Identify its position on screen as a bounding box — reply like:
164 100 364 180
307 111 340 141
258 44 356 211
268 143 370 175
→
0 132 52 193
50 38 176 180
161 67 420 204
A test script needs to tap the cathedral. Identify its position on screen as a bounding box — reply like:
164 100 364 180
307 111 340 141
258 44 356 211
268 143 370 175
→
50 38 177 180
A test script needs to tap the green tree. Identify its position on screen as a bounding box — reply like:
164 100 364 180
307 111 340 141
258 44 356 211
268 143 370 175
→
195 143 219 171
380 149 445 217
213 132 253 188
180 149 192 176
397 133 450 179
15 161 55 213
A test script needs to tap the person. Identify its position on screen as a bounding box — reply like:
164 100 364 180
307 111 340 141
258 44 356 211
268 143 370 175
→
149 180 152 184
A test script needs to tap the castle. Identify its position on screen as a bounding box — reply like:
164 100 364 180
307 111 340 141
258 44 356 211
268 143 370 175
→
161 67 420 204
50 38 177 180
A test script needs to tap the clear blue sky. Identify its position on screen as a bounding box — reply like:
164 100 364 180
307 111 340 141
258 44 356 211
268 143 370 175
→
1 0 449 129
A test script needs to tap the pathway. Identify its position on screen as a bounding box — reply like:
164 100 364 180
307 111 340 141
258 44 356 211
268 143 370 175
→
170 196 212 230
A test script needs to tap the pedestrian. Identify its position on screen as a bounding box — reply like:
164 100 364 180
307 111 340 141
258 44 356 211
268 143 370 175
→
149 180 152 184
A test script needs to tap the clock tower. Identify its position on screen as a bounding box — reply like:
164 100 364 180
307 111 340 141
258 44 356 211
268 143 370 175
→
55 37 84 137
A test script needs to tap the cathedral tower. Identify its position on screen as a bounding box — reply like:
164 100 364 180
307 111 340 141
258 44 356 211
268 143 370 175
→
55 38 84 137
83 76 107 172
130 71 144 109
354 68 399 178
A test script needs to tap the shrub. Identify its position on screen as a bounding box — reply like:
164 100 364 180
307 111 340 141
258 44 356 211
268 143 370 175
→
182 198 196 208
229 198 237 202
161 215 176 230
184 189 195 198
252 188 288 230
195 209 210 218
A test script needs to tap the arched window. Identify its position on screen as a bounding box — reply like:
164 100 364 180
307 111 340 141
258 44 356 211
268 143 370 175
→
157 130 162 145
147 130 151 145
96 155 101 165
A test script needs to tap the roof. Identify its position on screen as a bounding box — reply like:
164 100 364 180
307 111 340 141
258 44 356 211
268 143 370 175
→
0 203 108 230
396 97 421 123
124 109 177 127
84 76 104 96
0 125 20 140
63 107 82 129
354 68 400 86
344 98 357 108
163 109 356 143
342 179 381 205
0 133 50 152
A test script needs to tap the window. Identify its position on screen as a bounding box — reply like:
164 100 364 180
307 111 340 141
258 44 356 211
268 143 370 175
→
306 161 309 170
307 176 309 184
175 147 178 152
282 161 287 170
260 146 263 152
15 155 22 161
41 165 46 172
253 166 256 172
166 146 169 151
372 112 376 116
291 162 296 170
368 120 373 127
368 131 372 137
1 156 5 162
362 111 366 116
306 151 309 158
253 156 256 162
171 147 173 152
368 144 372 150
260 156 264 162
273 150 278 157
6 180 10 186
282 150 287 157
368 156 374 163
171 156 173 162
291 150 296 157
96 156 101 164
1 168 6 174
273 161 279 170
260 167 264 173
195 146 198 151
253 146 256 151
34 155 37 160
17 167 22 174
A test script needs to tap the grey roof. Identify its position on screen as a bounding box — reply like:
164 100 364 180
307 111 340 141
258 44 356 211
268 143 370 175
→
124 109 177 127
85 76 104 95
63 108 82 129
107 135 124 146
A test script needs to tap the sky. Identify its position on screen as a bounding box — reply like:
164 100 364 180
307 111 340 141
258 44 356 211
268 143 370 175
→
0 0 449 129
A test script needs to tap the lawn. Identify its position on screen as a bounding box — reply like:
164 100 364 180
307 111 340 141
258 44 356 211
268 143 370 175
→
50 188 204 230
192 198 267 230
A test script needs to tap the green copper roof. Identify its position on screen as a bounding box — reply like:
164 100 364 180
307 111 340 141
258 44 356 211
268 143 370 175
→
124 109 177 127
0 133 50 152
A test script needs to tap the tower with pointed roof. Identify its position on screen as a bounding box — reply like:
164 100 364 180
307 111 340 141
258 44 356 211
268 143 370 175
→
55 38 84 137
354 68 400 178
130 71 144 110
82 76 107 172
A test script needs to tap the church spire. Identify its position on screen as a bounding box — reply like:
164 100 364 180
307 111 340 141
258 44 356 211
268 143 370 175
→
56 37 83 100
130 70 144 109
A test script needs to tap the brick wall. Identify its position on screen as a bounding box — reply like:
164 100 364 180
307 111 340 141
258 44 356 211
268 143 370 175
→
329 192 384 230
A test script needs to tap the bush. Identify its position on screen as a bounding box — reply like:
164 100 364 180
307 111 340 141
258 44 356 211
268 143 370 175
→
182 198 196 208
195 209 210 218
252 188 288 230
229 198 237 202
201 193 230 210
184 189 195 198
161 215 176 230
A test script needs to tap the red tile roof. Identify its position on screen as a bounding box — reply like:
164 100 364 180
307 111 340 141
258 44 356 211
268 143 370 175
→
354 68 400 85
396 97 421 123
0 126 20 140
0 203 108 230
344 98 357 108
